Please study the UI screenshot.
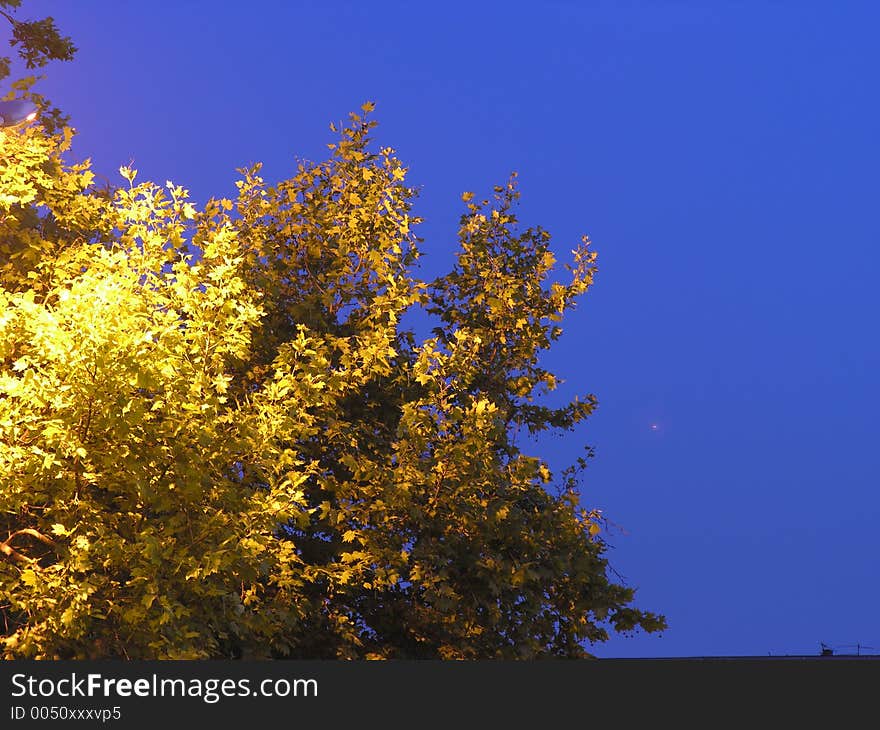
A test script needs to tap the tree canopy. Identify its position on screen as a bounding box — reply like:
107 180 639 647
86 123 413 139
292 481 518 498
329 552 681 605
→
0 3 665 659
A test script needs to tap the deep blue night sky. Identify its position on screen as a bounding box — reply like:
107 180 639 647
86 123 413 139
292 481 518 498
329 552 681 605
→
22 0 880 657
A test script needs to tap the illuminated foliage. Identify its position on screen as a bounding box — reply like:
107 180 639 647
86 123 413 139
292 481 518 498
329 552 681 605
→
0 5 665 659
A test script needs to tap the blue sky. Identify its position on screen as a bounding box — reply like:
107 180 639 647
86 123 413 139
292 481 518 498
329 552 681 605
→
24 0 880 657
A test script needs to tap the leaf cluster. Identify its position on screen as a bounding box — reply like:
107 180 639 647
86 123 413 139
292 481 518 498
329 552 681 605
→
0 10 665 659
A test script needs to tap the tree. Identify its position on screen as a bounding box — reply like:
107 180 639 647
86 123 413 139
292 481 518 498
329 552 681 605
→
0 4 665 659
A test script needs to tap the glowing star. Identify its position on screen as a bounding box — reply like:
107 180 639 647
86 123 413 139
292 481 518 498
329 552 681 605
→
650 423 659 431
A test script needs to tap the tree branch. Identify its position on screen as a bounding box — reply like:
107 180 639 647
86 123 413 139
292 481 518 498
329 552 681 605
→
0 527 57 566
8 528 56 548
0 540 34 566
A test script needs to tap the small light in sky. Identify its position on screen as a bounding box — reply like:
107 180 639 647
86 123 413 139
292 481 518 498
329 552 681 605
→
25 112 37 122
650 423 659 431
